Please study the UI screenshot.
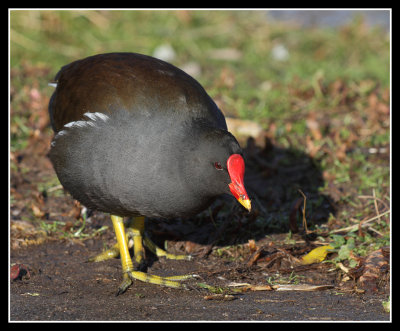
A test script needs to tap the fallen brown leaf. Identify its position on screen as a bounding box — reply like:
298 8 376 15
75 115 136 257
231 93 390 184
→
272 284 334 291
306 113 322 141
227 282 273 292
10 264 31 281
31 202 45 218
248 239 257 253
356 247 389 293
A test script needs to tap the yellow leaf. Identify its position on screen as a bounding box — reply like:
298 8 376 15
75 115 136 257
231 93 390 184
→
301 245 334 265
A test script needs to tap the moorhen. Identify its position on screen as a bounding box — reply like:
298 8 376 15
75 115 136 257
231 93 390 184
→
48 52 251 294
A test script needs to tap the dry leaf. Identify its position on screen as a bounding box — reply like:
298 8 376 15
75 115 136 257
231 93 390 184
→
247 285 273 291
273 284 334 291
248 239 257 253
357 247 389 293
31 203 45 218
10 264 31 281
227 282 273 292
306 113 322 141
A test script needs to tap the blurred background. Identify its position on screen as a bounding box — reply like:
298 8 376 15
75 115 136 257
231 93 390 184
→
10 10 390 264
10 9 390 124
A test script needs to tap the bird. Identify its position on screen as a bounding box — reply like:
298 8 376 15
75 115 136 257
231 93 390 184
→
48 52 251 294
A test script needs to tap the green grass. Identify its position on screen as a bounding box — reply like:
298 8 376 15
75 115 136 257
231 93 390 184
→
10 11 389 90
10 10 390 262
10 10 389 132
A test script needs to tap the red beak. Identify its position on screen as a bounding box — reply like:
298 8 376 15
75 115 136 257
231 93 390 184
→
227 154 251 211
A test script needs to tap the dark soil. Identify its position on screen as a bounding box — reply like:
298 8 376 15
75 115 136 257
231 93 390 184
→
10 240 389 321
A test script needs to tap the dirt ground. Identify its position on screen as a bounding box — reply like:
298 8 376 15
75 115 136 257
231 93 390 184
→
10 239 389 321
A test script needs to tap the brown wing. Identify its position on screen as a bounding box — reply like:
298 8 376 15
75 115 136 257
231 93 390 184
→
49 52 227 132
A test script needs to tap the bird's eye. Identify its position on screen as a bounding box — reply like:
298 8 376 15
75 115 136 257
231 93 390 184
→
214 162 223 170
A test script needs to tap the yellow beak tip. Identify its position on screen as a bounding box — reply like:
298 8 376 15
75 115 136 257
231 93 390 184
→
238 198 252 212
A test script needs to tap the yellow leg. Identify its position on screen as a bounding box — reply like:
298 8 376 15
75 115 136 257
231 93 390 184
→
87 242 120 263
111 215 134 294
110 215 195 294
88 217 191 263
131 217 146 266
143 235 191 260
127 216 192 261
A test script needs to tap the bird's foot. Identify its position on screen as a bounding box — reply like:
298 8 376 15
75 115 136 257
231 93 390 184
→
116 270 197 295
90 215 195 294
136 230 192 261
88 228 192 262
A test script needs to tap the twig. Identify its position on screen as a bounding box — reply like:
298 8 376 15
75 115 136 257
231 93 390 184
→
337 262 350 273
298 189 309 233
330 210 390 234
368 226 385 237
358 194 389 211
372 189 381 224
47 184 63 193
